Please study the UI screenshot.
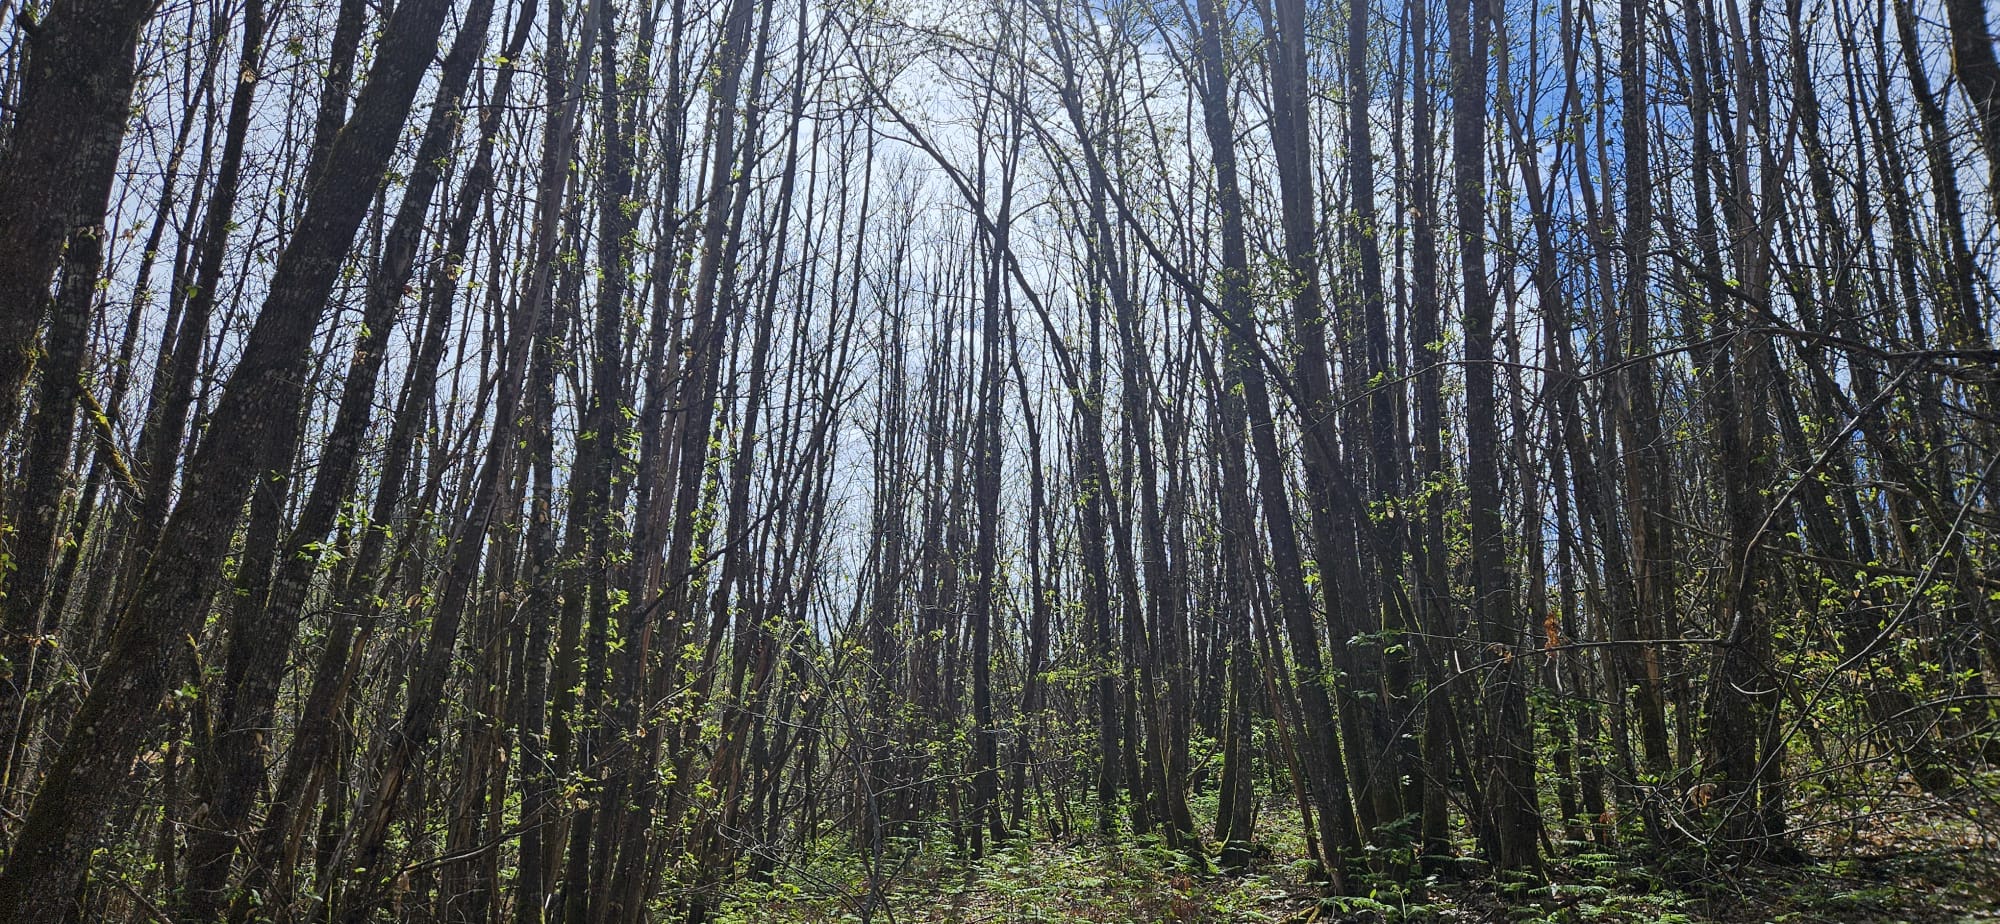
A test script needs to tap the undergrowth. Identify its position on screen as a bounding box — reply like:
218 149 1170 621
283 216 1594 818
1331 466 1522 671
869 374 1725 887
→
711 792 2000 924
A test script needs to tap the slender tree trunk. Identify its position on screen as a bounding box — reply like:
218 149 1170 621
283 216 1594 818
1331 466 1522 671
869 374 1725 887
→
1191 0 1360 883
1451 0 1542 878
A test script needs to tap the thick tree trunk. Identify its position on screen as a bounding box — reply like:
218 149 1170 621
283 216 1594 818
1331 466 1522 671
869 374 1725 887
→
0 0 157 431
0 156 116 748
1944 0 2000 213
175 1 495 914
0 0 455 912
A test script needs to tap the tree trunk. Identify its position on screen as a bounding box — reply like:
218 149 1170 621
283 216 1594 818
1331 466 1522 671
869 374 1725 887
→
0 0 157 431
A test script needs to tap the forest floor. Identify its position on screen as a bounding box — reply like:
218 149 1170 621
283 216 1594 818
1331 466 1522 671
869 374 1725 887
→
713 794 2000 923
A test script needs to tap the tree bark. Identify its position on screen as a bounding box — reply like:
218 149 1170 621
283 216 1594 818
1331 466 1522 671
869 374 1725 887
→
0 0 157 431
